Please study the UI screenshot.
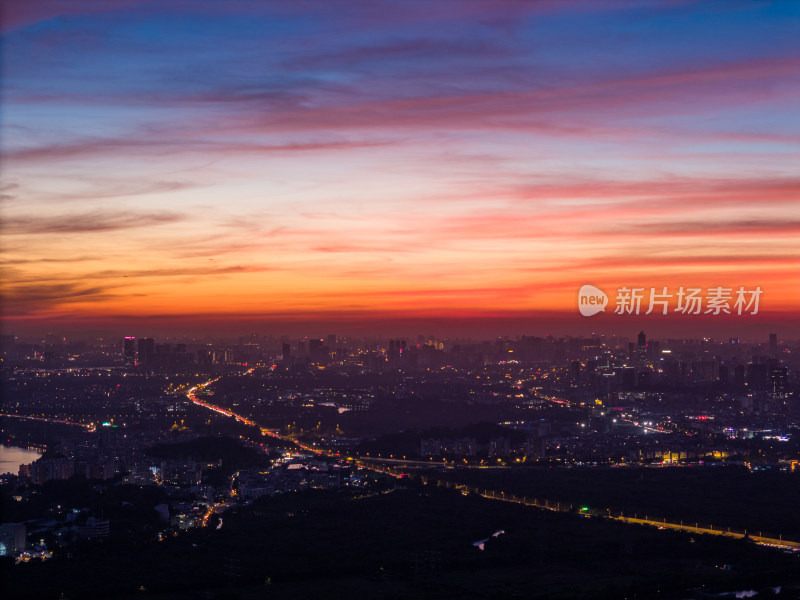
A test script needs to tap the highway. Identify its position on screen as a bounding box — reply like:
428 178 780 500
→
185 372 406 481
610 515 800 550
184 369 800 553
426 478 800 552
0 412 96 432
185 371 258 427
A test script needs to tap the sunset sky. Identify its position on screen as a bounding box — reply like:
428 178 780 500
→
1 0 798 338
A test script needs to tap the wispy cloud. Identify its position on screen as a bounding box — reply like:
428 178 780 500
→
2 211 186 235
0 282 124 317
1 136 394 165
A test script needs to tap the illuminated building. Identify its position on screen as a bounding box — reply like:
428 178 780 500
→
0 523 26 555
123 336 136 367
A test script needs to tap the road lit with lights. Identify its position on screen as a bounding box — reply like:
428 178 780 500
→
185 369 403 479
0 412 96 432
184 369 800 553
186 371 257 427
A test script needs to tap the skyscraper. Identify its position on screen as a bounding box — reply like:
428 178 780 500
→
309 339 328 362
637 331 647 359
138 338 155 369
123 336 136 367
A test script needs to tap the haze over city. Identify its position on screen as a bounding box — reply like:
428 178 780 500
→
2 2 800 599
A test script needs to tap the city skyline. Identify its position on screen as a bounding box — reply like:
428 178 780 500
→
2 1 799 338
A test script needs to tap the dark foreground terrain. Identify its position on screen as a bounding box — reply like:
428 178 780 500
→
3 484 800 600
422 465 800 539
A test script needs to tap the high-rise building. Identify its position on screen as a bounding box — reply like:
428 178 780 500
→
734 364 746 388
636 331 647 359
769 363 789 397
137 338 155 368
769 333 778 359
0 523 26 555
123 336 136 367
309 338 328 362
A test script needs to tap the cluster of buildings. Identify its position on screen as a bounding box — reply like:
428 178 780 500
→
237 457 352 500
18 455 115 484
0 330 797 568
420 437 501 458
0 511 110 563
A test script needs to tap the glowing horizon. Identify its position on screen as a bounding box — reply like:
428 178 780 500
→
1 1 798 338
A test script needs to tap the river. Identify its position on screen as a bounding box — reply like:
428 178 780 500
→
0 445 42 475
